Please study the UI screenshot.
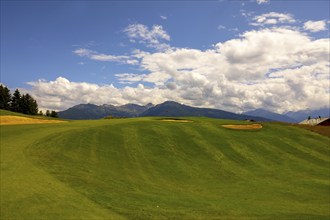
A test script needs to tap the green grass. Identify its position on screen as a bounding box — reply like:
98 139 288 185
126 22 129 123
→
1 117 329 219
293 123 330 138
0 109 67 121
0 109 28 116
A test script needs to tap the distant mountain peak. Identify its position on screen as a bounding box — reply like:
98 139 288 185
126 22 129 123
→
145 103 154 108
162 100 181 105
141 101 270 121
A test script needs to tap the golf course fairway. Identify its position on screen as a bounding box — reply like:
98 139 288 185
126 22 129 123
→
1 116 329 219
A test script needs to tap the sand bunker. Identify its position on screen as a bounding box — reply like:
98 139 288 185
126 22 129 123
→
0 116 67 125
159 119 193 123
222 123 262 130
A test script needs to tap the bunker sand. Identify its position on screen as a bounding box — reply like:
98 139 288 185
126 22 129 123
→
159 119 193 123
0 116 67 125
222 123 262 130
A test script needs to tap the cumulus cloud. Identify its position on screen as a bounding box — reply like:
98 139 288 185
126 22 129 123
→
29 27 329 113
27 77 173 111
123 23 171 51
251 12 295 26
303 20 327 32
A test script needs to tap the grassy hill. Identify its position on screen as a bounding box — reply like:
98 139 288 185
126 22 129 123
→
0 109 63 120
1 117 329 219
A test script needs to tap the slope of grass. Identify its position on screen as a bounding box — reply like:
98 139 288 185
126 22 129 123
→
293 124 330 137
1 117 329 219
0 109 64 121
0 109 29 116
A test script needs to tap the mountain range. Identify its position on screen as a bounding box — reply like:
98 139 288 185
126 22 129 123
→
58 101 268 121
140 101 268 121
243 108 330 123
284 108 330 122
58 103 153 120
58 101 329 123
243 109 297 123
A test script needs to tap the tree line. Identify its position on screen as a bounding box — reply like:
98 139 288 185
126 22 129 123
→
0 85 58 117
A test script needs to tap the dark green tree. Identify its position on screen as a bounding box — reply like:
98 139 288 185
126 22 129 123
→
46 110 50 117
10 89 21 112
0 85 11 110
25 94 38 115
50 110 58 118
20 94 38 115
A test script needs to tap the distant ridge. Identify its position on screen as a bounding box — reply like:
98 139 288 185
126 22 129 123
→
285 107 330 122
58 103 153 120
243 108 297 123
58 101 271 121
141 101 270 121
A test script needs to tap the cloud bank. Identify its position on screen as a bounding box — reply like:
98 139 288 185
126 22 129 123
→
26 21 329 113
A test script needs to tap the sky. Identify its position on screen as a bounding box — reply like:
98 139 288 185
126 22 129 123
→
1 0 329 113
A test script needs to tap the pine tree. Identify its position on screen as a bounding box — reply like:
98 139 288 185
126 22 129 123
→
50 111 58 118
10 89 21 112
0 85 11 110
19 94 28 114
29 96 38 115
20 93 38 115
21 93 38 115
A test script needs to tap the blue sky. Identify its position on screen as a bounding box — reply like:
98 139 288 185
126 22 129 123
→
1 0 329 112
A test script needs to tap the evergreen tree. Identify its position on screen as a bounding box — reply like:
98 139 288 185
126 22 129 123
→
7 89 39 115
10 89 21 112
0 85 11 110
20 93 38 115
46 110 50 117
50 111 58 118
19 94 28 114
19 93 38 115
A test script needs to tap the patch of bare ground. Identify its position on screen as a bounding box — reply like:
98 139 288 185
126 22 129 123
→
222 123 262 130
0 116 67 125
158 118 193 123
160 119 193 123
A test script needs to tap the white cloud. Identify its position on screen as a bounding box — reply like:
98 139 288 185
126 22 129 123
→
30 27 329 113
123 23 171 51
27 77 172 111
251 12 295 26
73 48 93 57
303 20 327 32
115 73 147 84
229 28 239 32
160 15 167 20
73 48 138 65
256 0 269 4
217 25 226 30
90 54 130 63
